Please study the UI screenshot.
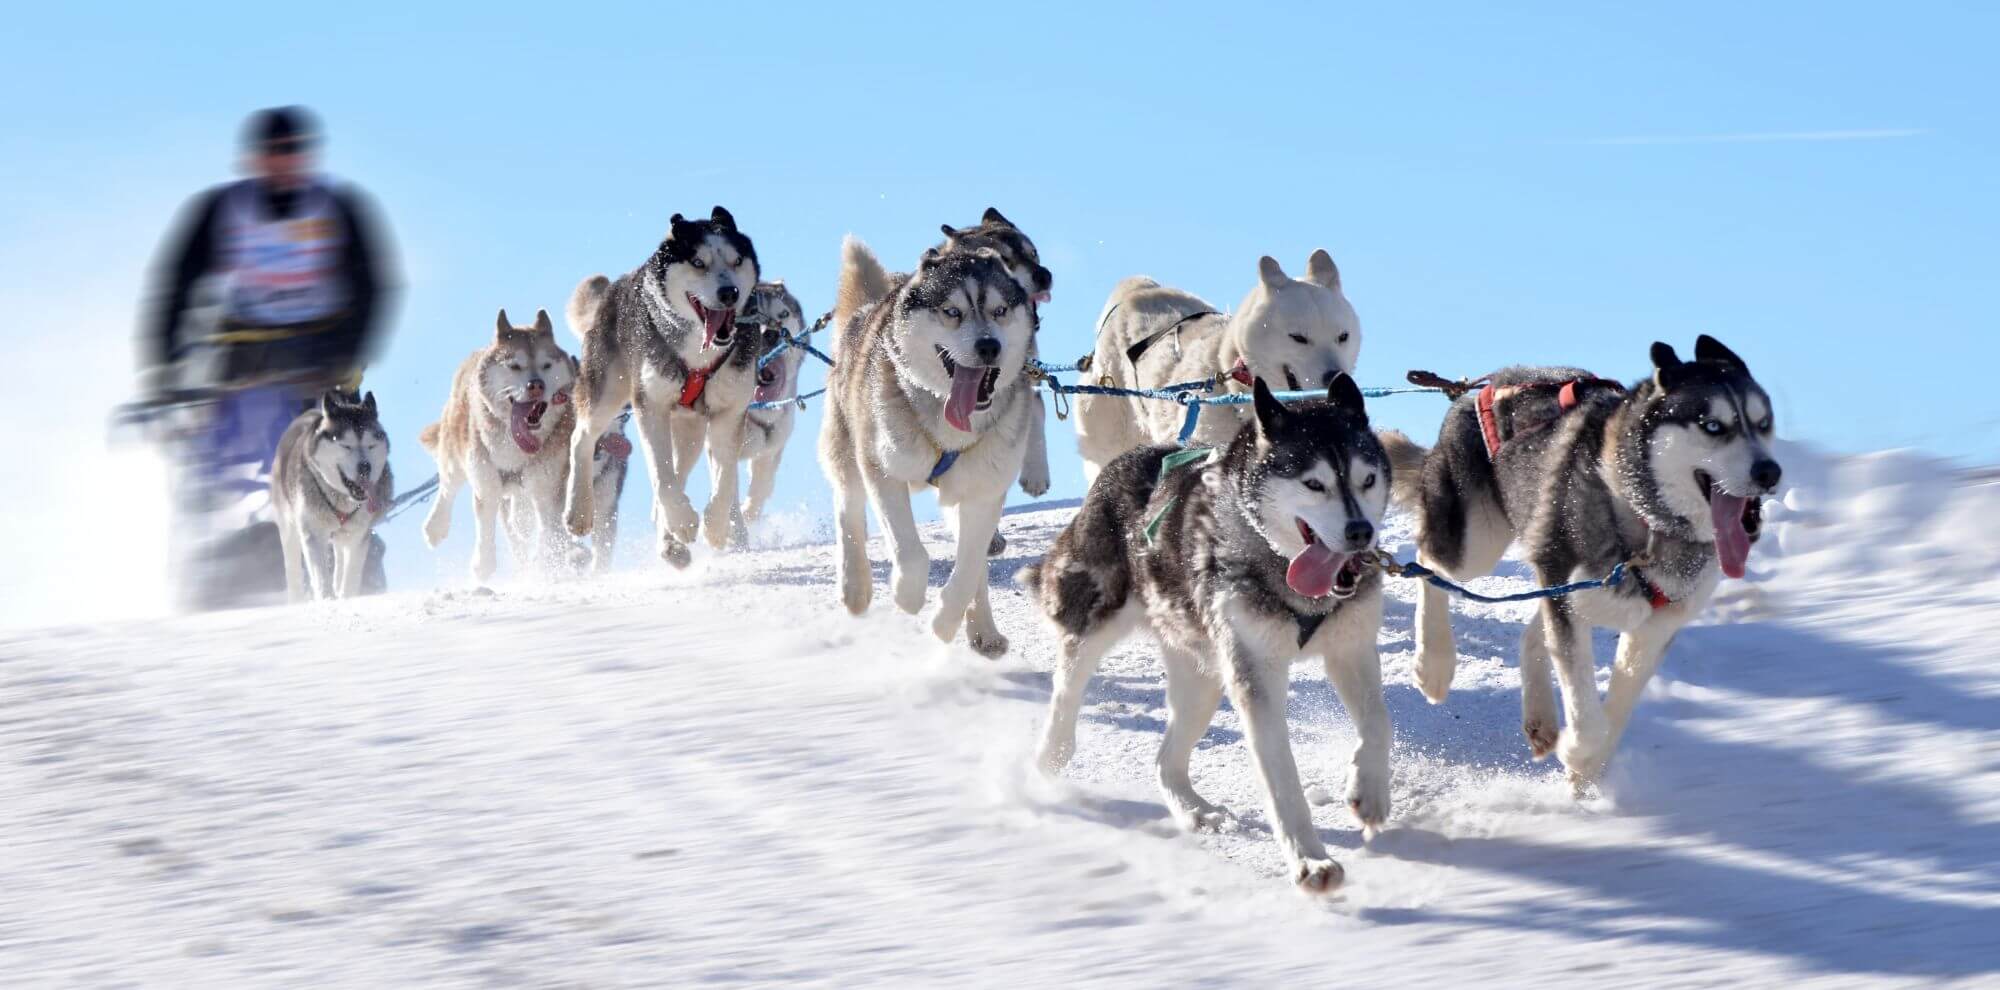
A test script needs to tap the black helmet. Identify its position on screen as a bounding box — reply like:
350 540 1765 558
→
242 106 320 153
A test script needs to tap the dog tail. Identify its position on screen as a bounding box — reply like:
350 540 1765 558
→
1376 429 1428 510
1017 560 1044 596
834 235 893 333
418 422 441 453
566 274 613 340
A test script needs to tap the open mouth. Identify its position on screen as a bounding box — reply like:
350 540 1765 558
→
339 472 368 502
687 293 736 349
1288 518 1364 599
1695 470 1756 580
754 362 789 403
509 399 550 454
937 346 1001 433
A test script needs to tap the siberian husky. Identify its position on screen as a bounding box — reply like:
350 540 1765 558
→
562 206 762 568
820 240 1038 656
735 281 808 528
270 389 394 602
1075 252 1361 481
1024 375 1393 893
1380 335 1781 786
418 309 579 581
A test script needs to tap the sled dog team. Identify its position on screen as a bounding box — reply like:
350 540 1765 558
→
271 205 1783 892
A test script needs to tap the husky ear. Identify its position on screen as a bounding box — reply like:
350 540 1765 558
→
319 389 338 420
1257 255 1289 290
1326 371 1367 419
532 309 553 335
940 223 960 240
1251 376 1288 439
1305 249 1341 290
1694 334 1749 373
981 206 1014 228
361 391 377 416
495 309 513 338
710 205 736 231
1651 341 1687 389
918 247 944 270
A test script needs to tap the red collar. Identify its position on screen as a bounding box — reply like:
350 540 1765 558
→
678 351 732 408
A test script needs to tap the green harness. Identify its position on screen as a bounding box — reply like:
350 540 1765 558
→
1142 447 1218 546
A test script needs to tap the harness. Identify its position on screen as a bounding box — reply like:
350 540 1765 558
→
597 433 633 461
1123 310 1221 367
677 351 733 409
1473 376 1624 459
928 449 959 486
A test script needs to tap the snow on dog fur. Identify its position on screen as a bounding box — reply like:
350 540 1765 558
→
419 309 579 582
1075 252 1361 481
820 237 1038 655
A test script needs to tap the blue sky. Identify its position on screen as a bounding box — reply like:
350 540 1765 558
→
2 2 1994 587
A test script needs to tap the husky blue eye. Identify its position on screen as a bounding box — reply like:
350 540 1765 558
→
1703 419 1726 435
943 307 962 319
992 305 1008 319
691 258 706 270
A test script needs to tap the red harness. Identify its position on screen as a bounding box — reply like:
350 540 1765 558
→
596 433 633 461
678 352 732 409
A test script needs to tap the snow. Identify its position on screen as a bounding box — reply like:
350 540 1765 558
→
1 440 1996 986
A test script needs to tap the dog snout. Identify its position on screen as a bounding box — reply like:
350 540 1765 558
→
974 337 1002 365
1343 519 1374 550
525 378 545 399
1751 459 1782 492
355 461 372 480
715 284 739 307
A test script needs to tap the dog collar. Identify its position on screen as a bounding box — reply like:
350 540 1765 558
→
597 433 633 462
927 449 959 486
678 351 733 409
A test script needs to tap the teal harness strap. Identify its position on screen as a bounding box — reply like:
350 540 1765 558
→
1142 447 1216 545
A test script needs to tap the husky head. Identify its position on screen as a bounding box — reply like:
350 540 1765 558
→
310 389 389 511
740 281 807 405
479 308 576 455
650 205 761 352
894 249 1034 434
1231 252 1362 392
1629 334 1783 579
934 207 1052 304
1236 374 1389 600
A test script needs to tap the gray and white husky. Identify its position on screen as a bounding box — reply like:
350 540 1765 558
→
820 239 1039 656
419 309 580 581
562 206 762 568
1024 375 1393 894
735 281 808 528
1075 252 1361 481
1379 335 1782 787
270 389 394 602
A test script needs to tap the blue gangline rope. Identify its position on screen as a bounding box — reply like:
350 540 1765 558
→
1377 556 1632 604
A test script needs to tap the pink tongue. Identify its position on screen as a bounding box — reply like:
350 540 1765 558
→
944 366 984 433
510 402 543 454
755 364 789 403
1710 492 1752 579
702 307 730 349
1287 540 1349 598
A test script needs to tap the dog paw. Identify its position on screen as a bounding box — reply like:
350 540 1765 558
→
1346 770 1391 829
1020 473 1050 498
967 625 1009 659
701 502 735 550
1166 797 1234 833
660 538 691 570
1414 651 1456 705
1292 858 1344 895
1034 735 1074 775
664 500 699 544
1523 717 1560 760
986 530 1008 557
892 565 927 615
1557 724 1610 782
840 574 872 616
930 606 965 643
563 500 593 538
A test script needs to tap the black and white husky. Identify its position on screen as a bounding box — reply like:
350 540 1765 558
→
1380 336 1782 787
820 241 1039 656
736 281 808 527
562 206 762 568
270 389 393 602
1024 375 1393 894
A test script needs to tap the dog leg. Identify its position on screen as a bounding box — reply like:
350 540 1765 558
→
1412 579 1460 703
1520 616 1560 759
1018 392 1050 498
1585 621 1680 782
1036 622 1120 774
663 411 705 545
701 413 745 551
963 578 1007 658
1324 642 1393 834
470 491 501 584
632 406 691 567
1225 643 1341 893
863 475 929 615
931 492 1003 647
1541 602 1609 789
830 457 872 616
300 531 332 601
278 516 306 604
335 533 368 599
422 470 458 548
1156 646 1230 831
743 450 779 525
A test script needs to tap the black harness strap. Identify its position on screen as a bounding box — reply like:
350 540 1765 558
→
1124 310 1221 367
1294 611 1328 648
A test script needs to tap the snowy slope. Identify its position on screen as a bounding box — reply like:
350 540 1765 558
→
0 442 1995 987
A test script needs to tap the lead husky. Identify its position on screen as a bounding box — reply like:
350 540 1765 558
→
1025 375 1393 893
562 206 762 567
419 309 579 582
271 389 394 602
1075 252 1361 481
820 242 1038 656
735 282 808 528
1380 335 1781 786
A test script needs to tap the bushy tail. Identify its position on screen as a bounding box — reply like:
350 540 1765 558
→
566 274 613 340
419 422 441 453
834 235 892 333
1376 429 1428 511
1017 560 1044 595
